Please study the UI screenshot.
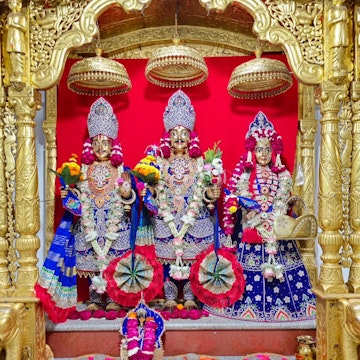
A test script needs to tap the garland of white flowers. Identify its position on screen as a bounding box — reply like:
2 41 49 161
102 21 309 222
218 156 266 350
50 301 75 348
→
237 165 292 280
80 163 125 292
157 157 206 280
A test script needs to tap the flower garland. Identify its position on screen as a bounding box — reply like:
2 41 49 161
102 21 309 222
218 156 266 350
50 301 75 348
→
80 162 126 292
223 162 292 280
126 312 158 360
156 156 206 280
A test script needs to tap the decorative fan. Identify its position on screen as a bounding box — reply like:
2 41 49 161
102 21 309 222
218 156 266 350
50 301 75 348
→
190 245 246 308
103 246 163 307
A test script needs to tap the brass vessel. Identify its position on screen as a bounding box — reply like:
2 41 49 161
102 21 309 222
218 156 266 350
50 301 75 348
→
295 335 316 360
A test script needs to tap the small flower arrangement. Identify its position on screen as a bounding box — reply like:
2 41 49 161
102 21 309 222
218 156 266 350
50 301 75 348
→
203 141 224 186
51 154 84 215
50 153 84 188
170 237 190 280
131 146 160 214
130 146 160 187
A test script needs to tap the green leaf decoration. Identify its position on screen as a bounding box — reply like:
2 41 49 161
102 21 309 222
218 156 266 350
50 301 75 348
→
129 169 158 185
204 141 222 163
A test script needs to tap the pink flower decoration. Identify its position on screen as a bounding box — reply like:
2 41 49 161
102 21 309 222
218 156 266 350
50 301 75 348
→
245 136 256 151
173 238 183 246
203 163 212 172
262 267 275 279
106 310 118 320
117 309 127 318
136 182 145 191
93 309 106 318
271 135 284 153
68 310 80 320
117 178 124 185
79 310 92 321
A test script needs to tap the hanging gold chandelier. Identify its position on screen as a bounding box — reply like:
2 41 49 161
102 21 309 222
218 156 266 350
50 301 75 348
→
145 7 208 88
67 48 132 96
227 49 293 99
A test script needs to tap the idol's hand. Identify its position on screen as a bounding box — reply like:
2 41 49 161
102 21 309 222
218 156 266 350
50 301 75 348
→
206 186 221 201
60 188 69 199
244 210 257 222
120 172 132 198
140 184 155 198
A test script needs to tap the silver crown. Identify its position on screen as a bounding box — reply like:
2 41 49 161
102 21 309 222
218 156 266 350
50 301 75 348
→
246 111 275 140
163 90 196 132
87 97 119 139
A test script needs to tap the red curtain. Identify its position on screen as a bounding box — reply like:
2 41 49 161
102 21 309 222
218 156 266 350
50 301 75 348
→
58 55 298 175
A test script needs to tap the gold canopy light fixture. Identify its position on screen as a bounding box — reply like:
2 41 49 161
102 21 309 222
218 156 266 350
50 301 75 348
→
227 49 293 99
67 48 132 96
145 3 208 88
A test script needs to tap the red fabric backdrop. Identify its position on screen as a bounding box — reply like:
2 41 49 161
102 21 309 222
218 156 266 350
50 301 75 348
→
58 55 298 175
57 55 298 301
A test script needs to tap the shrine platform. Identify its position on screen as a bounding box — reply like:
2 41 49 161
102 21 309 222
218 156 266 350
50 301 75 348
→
47 314 315 359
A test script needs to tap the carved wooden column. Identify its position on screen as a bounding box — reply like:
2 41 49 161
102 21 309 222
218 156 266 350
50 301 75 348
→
295 84 318 286
8 87 41 295
314 81 350 360
348 81 360 292
7 86 47 360
317 81 348 293
0 87 10 293
43 87 57 251
348 0 360 292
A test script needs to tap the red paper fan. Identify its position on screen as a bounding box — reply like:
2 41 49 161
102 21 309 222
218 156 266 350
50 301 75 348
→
103 246 163 307
189 245 246 308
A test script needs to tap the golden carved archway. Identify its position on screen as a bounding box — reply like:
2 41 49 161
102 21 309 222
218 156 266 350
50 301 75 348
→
2 0 359 359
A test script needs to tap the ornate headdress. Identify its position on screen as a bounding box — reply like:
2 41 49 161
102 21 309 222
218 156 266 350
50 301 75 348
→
245 111 284 170
246 111 275 140
163 90 196 132
87 97 119 139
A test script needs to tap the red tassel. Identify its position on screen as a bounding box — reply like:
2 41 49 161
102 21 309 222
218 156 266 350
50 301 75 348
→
242 228 263 244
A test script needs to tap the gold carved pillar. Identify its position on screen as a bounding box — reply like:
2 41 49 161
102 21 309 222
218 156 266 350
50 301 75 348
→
43 87 57 251
0 68 10 293
348 1 360 292
294 84 318 286
8 87 41 296
314 81 349 360
317 81 348 293
348 81 360 292
7 87 47 360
